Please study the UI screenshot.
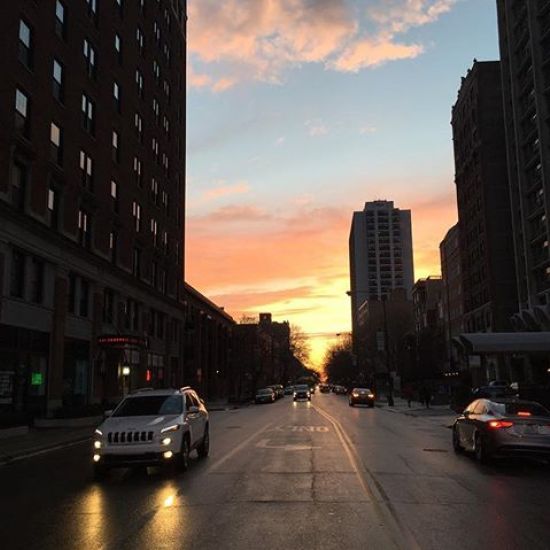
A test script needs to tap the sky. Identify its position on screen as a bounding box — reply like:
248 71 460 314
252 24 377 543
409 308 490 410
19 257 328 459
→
185 0 500 368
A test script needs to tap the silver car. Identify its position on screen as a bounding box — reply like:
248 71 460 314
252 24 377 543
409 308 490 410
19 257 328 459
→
452 398 550 463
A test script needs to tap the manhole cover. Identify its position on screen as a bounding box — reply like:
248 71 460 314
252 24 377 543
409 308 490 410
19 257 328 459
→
423 448 448 453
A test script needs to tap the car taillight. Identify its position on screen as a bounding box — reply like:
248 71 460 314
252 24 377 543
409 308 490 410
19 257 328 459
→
517 411 531 417
488 420 514 429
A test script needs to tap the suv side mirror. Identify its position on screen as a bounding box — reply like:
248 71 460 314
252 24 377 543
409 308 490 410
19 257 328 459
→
104 409 113 417
463 410 470 418
188 405 200 414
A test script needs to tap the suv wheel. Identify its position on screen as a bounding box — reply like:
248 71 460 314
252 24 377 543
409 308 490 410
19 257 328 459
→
197 426 210 459
178 437 190 471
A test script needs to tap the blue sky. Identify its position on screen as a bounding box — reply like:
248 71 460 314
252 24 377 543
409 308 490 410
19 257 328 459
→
185 0 500 366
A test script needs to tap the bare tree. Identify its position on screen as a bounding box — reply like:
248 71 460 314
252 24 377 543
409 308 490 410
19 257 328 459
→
289 324 311 366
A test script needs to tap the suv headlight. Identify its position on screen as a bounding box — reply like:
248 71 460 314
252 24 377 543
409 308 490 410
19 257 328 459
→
160 424 180 434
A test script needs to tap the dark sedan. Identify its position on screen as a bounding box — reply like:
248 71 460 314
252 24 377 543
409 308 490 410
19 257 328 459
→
349 388 375 407
452 398 550 463
293 384 311 401
255 388 276 404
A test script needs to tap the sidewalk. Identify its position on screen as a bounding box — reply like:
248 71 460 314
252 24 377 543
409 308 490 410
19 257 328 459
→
376 396 457 428
0 426 94 466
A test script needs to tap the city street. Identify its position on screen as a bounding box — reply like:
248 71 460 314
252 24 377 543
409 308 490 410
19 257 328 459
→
1 393 550 550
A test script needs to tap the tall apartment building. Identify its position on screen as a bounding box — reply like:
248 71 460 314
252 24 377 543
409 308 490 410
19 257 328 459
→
349 200 414 333
0 0 189 416
451 60 517 334
496 1 550 324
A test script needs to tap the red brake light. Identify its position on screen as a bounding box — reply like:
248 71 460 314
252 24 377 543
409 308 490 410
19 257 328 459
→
517 411 531 417
488 420 514 429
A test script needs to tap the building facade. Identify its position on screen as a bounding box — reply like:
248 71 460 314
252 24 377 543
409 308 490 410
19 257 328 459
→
349 200 414 335
439 224 463 370
451 60 518 334
496 1 550 326
0 0 189 417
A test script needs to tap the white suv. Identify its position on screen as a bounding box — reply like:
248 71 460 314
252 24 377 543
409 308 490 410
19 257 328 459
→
92 387 209 478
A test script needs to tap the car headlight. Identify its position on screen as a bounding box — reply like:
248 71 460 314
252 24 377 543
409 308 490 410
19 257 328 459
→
94 429 103 436
160 424 180 434
162 437 172 446
368 394 375 399
352 393 359 397
94 440 101 449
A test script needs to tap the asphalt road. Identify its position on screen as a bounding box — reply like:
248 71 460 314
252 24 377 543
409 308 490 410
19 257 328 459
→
1 393 550 550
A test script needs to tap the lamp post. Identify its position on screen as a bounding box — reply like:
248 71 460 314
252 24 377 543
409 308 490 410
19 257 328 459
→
381 295 394 406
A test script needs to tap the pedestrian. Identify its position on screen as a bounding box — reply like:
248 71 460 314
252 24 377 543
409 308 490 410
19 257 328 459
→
402 384 413 408
420 385 431 408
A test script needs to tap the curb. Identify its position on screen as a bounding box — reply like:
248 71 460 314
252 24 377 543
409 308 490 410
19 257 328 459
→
0 426 29 439
0 436 91 467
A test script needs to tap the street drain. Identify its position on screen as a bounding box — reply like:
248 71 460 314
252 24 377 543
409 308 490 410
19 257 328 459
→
423 448 448 453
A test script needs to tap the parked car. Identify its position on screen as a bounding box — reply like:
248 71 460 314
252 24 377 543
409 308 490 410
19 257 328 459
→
293 384 311 401
267 384 284 399
319 385 330 393
452 397 550 463
92 387 209 479
256 388 276 404
349 388 375 407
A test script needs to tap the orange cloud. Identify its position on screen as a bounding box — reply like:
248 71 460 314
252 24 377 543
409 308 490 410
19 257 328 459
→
202 181 251 201
187 0 456 89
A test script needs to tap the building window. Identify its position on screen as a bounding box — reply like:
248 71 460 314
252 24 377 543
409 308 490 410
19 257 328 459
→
55 1 66 39
110 180 118 212
136 27 145 55
112 130 120 162
154 21 161 44
133 157 143 187
10 250 26 298
48 185 59 229
150 218 158 246
163 115 170 135
109 230 117 263
151 138 159 161
136 69 144 97
103 288 115 323
115 0 124 17
19 19 33 69
162 190 169 212
162 153 169 175
79 150 93 189
151 261 158 288
86 0 98 22
113 81 121 112
134 112 143 141
150 178 159 204
50 122 63 165
153 60 160 84
159 268 166 294
162 231 168 254
133 247 141 278
152 98 160 123
30 258 44 304
79 278 89 317
163 43 170 64
83 39 97 79
78 208 91 249
15 88 30 137
157 312 164 339
163 80 170 100
53 59 64 102
115 33 122 64
81 94 95 134
132 201 141 232
11 162 27 211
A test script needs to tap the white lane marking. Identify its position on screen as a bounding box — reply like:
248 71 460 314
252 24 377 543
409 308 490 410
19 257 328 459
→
208 422 274 472
313 404 421 550
0 437 91 467
255 439 321 451
273 425 329 432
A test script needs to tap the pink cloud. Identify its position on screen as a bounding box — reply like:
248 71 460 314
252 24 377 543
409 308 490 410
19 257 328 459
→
187 0 457 89
202 181 251 200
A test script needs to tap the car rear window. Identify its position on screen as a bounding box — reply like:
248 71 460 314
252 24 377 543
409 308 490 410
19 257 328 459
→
295 385 309 390
258 389 273 395
491 402 550 417
113 395 183 416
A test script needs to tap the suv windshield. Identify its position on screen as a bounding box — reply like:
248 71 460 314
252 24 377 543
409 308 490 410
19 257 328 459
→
113 395 183 417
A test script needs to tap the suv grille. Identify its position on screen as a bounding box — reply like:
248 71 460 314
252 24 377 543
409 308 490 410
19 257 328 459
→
107 431 154 444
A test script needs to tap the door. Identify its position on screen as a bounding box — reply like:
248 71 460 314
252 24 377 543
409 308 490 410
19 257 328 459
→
459 400 479 450
185 392 201 447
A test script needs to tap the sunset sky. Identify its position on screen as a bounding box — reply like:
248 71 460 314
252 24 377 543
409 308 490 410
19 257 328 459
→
184 0 500 368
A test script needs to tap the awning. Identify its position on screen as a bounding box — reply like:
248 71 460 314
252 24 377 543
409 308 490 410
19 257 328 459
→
454 332 550 354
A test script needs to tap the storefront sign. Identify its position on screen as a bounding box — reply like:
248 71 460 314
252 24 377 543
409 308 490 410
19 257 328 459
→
97 335 148 348
31 372 43 386
0 371 14 404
